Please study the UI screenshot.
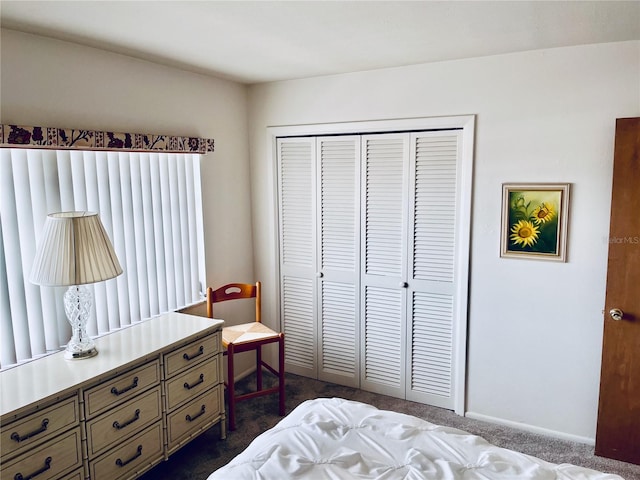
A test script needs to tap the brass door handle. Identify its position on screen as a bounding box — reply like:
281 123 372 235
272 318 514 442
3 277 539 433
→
609 308 624 321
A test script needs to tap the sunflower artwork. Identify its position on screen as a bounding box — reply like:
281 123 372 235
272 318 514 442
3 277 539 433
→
501 183 570 261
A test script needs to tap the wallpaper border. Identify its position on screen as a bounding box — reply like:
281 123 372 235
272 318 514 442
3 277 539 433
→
0 124 214 154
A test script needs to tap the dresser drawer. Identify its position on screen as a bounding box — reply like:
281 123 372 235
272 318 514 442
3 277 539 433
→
1 426 83 480
61 468 85 480
166 385 222 450
1 396 79 462
164 332 220 377
165 355 219 411
87 386 162 457
89 422 164 480
84 360 160 419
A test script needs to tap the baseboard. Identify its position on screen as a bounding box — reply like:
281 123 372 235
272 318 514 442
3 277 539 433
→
465 411 595 446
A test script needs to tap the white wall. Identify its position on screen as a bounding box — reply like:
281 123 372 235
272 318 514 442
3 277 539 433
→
248 41 640 442
0 29 256 373
1 28 255 294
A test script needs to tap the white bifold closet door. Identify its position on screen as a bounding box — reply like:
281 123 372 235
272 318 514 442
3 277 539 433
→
360 131 462 409
277 136 360 388
406 131 462 409
278 129 464 410
360 133 410 397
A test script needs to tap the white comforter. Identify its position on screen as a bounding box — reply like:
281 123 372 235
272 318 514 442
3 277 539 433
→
208 398 623 480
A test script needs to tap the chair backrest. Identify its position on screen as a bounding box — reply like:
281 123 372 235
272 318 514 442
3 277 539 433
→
207 282 261 323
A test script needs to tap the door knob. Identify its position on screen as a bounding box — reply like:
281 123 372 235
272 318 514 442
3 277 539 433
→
609 308 624 321
316 272 324 278
399 282 408 288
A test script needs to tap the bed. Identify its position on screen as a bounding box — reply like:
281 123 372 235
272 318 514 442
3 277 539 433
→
208 397 623 480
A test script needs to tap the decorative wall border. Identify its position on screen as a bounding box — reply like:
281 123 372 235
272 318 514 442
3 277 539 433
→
0 124 214 154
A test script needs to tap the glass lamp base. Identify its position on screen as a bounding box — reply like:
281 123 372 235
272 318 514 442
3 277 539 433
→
63 285 98 361
64 345 98 360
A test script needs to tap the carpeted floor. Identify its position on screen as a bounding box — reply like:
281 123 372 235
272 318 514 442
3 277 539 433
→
139 373 640 480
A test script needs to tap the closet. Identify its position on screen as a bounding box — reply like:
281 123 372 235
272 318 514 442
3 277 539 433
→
275 118 473 412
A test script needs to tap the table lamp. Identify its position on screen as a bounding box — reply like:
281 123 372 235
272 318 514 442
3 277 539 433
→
30 212 123 360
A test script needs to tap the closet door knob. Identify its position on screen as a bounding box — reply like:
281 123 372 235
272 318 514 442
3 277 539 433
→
399 282 408 288
316 272 324 278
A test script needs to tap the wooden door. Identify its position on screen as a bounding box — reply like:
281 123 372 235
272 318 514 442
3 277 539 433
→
595 117 640 465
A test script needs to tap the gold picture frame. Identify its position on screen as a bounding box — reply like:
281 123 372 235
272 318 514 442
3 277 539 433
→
500 183 570 262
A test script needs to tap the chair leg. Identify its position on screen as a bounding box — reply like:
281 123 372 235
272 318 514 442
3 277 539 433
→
256 345 263 392
227 343 236 431
278 333 286 416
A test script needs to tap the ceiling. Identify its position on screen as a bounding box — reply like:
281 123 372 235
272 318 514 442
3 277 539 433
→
1 1 639 84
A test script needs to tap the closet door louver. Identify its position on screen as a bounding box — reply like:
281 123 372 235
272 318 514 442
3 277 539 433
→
317 137 360 387
277 138 317 376
360 134 409 397
282 276 315 372
406 131 461 408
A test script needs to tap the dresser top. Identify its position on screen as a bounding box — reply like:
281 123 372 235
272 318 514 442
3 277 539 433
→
0 312 224 420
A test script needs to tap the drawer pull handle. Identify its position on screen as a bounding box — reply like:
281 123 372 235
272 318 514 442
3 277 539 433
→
183 345 204 361
14 456 52 480
10 418 49 442
113 409 141 430
186 405 206 422
111 376 139 396
184 373 205 390
115 445 143 467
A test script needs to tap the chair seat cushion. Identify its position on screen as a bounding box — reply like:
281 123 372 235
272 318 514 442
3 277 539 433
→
222 322 280 347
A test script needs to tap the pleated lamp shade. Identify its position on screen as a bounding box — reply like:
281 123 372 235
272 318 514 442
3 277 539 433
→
30 212 123 286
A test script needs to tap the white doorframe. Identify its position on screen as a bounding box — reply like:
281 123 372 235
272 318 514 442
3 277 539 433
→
267 114 475 415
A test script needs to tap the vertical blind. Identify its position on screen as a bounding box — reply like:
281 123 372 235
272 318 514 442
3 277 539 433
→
0 148 206 369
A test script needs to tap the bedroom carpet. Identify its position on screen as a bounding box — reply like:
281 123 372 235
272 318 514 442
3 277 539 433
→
139 372 640 480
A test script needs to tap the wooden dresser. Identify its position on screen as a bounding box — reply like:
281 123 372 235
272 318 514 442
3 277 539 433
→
0 312 225 480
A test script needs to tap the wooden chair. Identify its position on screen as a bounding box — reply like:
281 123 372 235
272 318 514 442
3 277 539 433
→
206 281 285 430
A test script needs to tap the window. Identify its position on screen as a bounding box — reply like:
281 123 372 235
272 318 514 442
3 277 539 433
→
0 148 206 369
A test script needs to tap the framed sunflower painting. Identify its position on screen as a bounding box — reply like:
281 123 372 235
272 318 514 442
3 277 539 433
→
500 183 570 262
